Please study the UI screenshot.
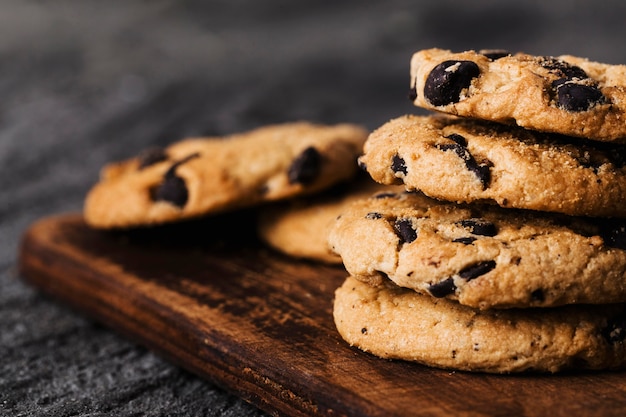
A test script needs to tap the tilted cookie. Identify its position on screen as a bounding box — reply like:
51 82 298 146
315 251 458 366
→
358 115 626 217
328 191 626 309
257 178 403 263
84 122 367 228
409 48 626 142
334 277 626 373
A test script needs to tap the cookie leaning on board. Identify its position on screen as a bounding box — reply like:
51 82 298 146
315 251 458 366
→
409 48 626 142
257 177 404 264
84 122 367 229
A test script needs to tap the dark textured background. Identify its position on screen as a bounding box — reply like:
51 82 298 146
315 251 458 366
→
3 1 626 416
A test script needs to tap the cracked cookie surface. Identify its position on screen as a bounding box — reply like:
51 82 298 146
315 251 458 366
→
84 122 367 228
358 115 626 217
409 48 626 142
333 277 626 373
328 191 626 309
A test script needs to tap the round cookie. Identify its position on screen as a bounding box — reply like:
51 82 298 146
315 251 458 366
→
333 276 626 373
327 190 626 309
257 178 403 263
84 122 367 228
409 48 626 142
358 114 626 217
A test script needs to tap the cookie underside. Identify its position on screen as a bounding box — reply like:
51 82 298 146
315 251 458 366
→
334 277 626 373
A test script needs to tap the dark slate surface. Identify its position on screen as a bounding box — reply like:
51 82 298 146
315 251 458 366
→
3 1 626 416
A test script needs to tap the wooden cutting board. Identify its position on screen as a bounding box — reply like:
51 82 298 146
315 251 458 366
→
18 213 626 417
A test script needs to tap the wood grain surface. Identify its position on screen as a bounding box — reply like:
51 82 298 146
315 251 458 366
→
19 213 626 417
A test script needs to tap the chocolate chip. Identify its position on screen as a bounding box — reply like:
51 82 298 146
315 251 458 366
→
480 49 511 60
458 218 497 236
428 277 456 298
151 175 188 207
150 153 200 207
445 133 467 146
424 60 480 106
435 142 491 189
138 147 168 169
426 261 495 298
288 147 321 185
394 218 417 243
373 192 399 199
408 85 418 101
602 314 626 343
540 57 588 80
530 289 545 302
391 154 407 175
453 237 477 245
458 260 496 281
365 212 383 220
556 82 605 112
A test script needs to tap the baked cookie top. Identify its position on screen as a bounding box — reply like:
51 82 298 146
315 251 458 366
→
257 178 402 264
334 277 626 373
84 122 367 228
358 114 626 217
328 191 626 309
409 48 626 142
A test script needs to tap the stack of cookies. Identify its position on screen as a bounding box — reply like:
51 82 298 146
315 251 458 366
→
329 48 626 373
83 48 626 374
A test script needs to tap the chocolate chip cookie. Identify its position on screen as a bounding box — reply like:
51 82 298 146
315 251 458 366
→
84 122 367 228
257 178 403 263
409 48 626 142
328 190 626 309
334 276 626 373
358 114 626 217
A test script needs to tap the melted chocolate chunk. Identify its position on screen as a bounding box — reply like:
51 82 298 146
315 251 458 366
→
428 277 456 298
453 236 477 245
288 147 321 185
602 314 626 343
394 218 417 243
365 212 383 220
151 175 188 207
138 147 168 169
458 218 498 236
408 85 418 101
150 153 200 208
540 57 588 80
458 260 496 281
445 133 467 146
556 82 605 112
530 289 545 302
373 192 399 199
424 60 480 106
540 57 607 112
435 141 491 189
391 154 408 175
